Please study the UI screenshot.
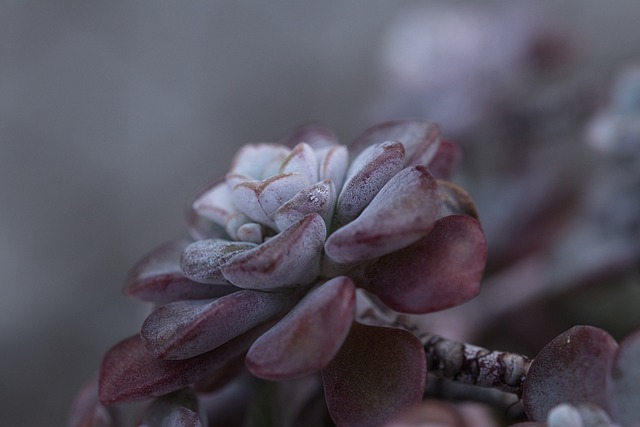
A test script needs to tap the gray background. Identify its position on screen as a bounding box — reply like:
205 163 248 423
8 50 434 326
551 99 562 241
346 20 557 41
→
2 1 640 425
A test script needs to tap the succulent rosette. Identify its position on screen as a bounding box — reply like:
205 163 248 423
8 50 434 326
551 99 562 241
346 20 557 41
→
98 120 487 426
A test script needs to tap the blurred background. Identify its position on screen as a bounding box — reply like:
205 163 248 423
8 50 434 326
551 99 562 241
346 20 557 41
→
2 1 640 425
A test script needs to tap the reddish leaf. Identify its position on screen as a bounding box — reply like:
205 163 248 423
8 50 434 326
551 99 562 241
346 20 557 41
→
322 322 426 427
426 139 461 180
141 290 296 360
353 215 486 314
69 376 117 427
349 120 440 166
124 240 236 303
522 326 619 422
325 166 438 264
246 276 356 380
99 328 262 405
608 329 640 425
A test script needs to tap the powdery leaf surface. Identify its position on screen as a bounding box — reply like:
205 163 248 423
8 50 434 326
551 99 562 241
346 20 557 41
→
124 240 236 303
354 215 486 314
325 166 438 264
522 326 619 422
180 239 256 284
141 290 294 360
322 322 426 427
246 276 356 380
142 388 202 427
222 213 326 289
426 139 461 180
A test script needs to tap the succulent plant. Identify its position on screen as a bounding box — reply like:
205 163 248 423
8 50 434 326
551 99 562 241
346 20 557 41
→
93 120 488 426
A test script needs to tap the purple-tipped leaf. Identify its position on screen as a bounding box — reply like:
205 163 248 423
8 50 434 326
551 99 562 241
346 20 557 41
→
231 173 309 228
608 330 640 425
334 141 405 228
322 322 426 427
124 240 236 303
222 213 326 289
141 290 295 360
349 120 440 166
522 326 619 422
354 215 486 313
180 239 256 284
280 142 319 184
246 276 356 380
316 144 349 191
99 328 261 405
325 166 438 264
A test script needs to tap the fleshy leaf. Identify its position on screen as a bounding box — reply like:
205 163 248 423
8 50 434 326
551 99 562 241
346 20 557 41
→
228 143 290 180
353 215 486 314
191 181 238 231
246 276 356 380
436 180 479 220
522 326 619 422
124 240 236 303
322 322 426 427
231 173 310 228
349 120 440 166
316 144 349 191
325 166 438 264
142 388 202 427
274 179 336 231
608 330 640 425
141 290 295 360
280 142 319 184
280 123 338 150
222 213 326 289
334 141 405 228
69 376 117 427
99 328 261 405
180 239 256 284
427 139 461 180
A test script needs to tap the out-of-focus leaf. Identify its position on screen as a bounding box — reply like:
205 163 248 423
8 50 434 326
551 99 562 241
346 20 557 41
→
354 215 486 314
436 180 479 220
427 139 461 180
322 322 426 427
522 326 619 422
334 141 405 228
222 213 326 289
325 166 438 264
124 240 236 303
608 329 640 425
246 276 356 380
69 376 117 427
180 239 256 284
142 388 202 427
349 120 440 166
99 328 262 405
141 290 295 360
280 123 338 150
